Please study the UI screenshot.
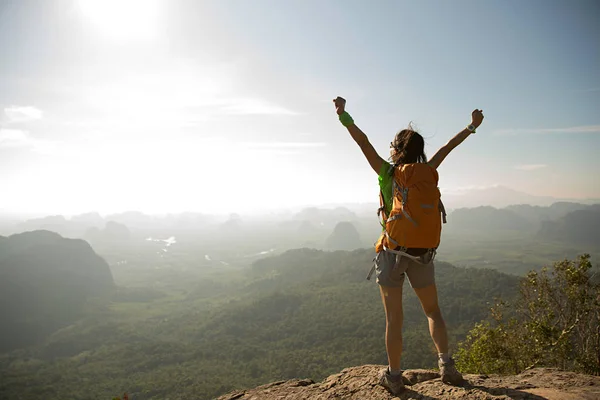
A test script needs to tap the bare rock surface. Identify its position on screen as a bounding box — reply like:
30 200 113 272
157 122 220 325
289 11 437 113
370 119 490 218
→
216 365 600 400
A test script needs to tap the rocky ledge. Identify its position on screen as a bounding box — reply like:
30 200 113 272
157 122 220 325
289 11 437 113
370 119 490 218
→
216 365 600 400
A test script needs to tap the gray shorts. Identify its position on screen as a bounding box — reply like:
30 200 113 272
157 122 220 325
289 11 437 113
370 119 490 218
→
375 250 435 289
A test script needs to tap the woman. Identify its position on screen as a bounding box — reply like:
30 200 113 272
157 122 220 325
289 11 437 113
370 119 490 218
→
333 96 484 395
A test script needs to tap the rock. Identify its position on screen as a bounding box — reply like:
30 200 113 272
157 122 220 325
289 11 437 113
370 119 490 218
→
216 365 600 400
402 369 440 385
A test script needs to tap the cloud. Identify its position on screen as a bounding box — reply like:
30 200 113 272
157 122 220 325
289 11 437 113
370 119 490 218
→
0 129 32 147
83 60 300 120
215 98 298 115
494 125 600 135
0 128 61 154
216 98 298 116
241 142 327 149
514 164 547 171
236 141 326 156
4 106 43 123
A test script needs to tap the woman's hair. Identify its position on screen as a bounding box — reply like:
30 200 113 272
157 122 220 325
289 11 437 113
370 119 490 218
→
390 123 427 165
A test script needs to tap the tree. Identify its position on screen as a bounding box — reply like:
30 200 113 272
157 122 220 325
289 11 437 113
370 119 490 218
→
456 254 600 375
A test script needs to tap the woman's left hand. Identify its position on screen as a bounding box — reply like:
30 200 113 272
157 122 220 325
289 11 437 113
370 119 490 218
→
471 109 484 128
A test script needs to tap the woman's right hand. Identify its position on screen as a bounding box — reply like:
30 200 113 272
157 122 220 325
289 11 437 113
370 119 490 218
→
333 96 346 116
471 109 484 128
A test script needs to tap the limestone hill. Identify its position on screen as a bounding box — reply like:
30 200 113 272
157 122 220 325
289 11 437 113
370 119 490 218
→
0 230 114 352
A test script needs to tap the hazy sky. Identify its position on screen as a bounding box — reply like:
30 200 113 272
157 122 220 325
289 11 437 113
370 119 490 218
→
1 0 599 215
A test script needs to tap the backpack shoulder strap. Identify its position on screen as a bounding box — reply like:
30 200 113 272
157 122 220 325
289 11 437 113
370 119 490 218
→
377 189 386 224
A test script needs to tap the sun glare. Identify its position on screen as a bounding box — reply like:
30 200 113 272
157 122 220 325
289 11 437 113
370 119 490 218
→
77 0 161 41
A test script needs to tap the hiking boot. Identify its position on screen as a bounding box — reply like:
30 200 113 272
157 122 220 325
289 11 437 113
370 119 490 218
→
439 358 464 385
379 367 405 395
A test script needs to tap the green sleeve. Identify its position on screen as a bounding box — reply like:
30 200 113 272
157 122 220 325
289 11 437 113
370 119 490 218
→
378 162 393 214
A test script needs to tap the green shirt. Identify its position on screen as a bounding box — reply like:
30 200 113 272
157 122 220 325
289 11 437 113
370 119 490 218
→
378 162 394 215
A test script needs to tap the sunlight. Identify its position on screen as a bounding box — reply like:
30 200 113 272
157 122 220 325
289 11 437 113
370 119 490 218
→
77 0 161 41
14 137 287 215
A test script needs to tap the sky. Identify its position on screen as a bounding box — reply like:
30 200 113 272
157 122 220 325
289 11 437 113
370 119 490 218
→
0 0 599 216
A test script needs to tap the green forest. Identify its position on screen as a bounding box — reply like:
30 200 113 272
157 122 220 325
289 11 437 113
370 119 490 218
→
0 241 519 399
0 205 599 399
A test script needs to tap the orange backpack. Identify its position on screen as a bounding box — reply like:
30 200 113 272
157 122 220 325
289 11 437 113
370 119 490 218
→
374 163 447 255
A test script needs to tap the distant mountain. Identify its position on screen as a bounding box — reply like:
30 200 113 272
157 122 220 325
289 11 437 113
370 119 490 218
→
277 219 322 236
219 213 243 232
325 221 363 250
103 211 156 229
304 188 598 218
506 202 591 226
0 214 19 236
447 206 532 232
441 186 558 210
445 202 599 234
0 230 115 352
14 213 105 238
70 212 105 227
538 207 600 246
163 212 216 231
297 220 320 236
438 185 599 210
294 207 358 229
15 215 70 236
84 221 132 245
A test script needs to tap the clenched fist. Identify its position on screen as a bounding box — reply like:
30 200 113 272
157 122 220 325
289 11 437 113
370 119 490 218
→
333 96 346 116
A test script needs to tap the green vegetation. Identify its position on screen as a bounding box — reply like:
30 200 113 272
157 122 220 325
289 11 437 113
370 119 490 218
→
0 246 519 400
437 203 600 275
456 254 600 375
438 231 596 276
1 203 599 399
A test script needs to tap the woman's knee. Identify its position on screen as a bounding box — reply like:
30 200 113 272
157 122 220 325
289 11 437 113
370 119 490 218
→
413 284 442 318
386 311 404 326
380 285 404 326
424 306 443 320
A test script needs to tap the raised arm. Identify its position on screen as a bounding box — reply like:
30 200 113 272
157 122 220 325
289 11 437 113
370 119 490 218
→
333 96 385 174
428 109 484 170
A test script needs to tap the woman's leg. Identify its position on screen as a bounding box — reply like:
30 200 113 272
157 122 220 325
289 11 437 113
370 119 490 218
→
413 282 464 384
412 283 448 353
379 284 404 371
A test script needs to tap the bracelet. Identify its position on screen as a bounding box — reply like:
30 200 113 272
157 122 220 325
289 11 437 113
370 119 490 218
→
339 111 354 127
